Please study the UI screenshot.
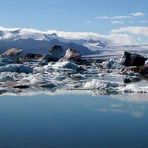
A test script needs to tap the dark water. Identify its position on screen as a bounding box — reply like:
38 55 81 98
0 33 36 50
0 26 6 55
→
0 93 148 148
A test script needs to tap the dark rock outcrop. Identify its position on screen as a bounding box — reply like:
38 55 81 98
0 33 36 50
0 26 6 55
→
123 65 148 75
44 45 64 62
22 53 44 61
121 51 146 67
13 84 30 89
138 66 148 75
123 72 141 83
49 45 64 57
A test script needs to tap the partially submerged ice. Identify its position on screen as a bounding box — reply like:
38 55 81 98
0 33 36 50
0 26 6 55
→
0 49 148 95
0 64 33 74
51 61 81 70
83 79 148 94
102 59 123 69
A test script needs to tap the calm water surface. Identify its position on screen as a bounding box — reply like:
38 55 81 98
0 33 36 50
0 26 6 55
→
0 93 148 148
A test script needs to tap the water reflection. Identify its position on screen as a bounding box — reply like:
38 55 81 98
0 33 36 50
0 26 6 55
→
82 94 148 119
0 94 148 147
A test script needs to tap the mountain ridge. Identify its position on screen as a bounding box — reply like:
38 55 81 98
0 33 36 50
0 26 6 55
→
0 26 148 56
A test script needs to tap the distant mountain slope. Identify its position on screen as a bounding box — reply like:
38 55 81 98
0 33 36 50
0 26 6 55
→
0 27 148 56
0 27 92 55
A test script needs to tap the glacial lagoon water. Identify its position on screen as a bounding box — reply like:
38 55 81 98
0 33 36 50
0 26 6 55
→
0 93 148 148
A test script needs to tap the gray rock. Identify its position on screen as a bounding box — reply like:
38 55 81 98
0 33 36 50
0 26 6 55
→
39 83 56 88
123 66 148 75
13 84 30 89
47 45 64 62
139 66 148 75
123 72 141 83
22 53 44 61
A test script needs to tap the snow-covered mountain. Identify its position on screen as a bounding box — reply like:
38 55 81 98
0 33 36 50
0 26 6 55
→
0 27 93 55
0 27 148 56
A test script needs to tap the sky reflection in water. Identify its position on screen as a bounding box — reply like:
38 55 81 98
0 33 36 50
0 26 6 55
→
0 93 148 148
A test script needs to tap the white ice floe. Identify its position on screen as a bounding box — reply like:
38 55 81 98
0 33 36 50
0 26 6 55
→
0 64 33 74
0 73 14 82
102 59 123 69
122 85 148 93
0 53 147 95
84 79 124 90
26 74 48 85
145 60 148 65
49 61 80 70
84 79 148 94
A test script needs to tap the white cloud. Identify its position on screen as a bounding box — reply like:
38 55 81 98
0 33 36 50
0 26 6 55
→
106 33 136 45
131 12 145 17
0 26 20 31
47 26 148 45
111 16 133 19
47 30 138 45
96 12 145 21
96 16 110 20
96 15 133 20
47 30 102 40
111 26 148 36
0 26 147 46
111 20 124 24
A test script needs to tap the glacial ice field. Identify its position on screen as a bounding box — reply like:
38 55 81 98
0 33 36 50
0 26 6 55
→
0 57 148 96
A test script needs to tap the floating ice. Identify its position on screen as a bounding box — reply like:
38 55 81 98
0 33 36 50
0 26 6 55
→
84 79 124 90
102 59 122 69
122 85 148 93
27 74 47 85
145 60 148 65
0 64 33 74
84 79 148 94
0 54 147 95
54 61 78 70
123 72 141 83
0 74 14 82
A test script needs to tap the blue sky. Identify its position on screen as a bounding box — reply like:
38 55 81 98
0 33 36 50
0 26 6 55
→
0 0 147 34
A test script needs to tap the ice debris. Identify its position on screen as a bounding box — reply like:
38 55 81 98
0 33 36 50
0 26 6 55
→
0 64 33 74
102 59 122 69
84 79 124 90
